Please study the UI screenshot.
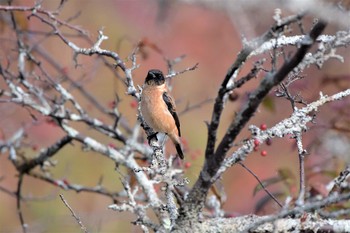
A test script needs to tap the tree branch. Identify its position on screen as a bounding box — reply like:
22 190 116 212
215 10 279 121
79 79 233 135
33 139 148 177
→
178 20 327 222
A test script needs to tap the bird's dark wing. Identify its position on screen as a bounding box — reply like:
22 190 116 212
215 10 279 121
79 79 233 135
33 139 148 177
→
163 92 181 136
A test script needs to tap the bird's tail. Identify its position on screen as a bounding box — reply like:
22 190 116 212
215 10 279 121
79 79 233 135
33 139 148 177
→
175 142 184 160
169 133 184 159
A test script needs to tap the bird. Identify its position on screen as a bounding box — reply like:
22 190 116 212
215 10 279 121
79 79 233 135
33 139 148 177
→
140 69 184 159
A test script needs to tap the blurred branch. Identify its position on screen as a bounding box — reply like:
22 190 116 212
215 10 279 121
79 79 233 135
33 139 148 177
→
179 0 350 28
17 136 72 173
0 185 16 197
251 31 350 57
16 174 27 233
29 171 146 203
178 98 213 116
166 62 199 79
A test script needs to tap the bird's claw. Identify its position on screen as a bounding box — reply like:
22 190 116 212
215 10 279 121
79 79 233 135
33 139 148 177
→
147 132 158 144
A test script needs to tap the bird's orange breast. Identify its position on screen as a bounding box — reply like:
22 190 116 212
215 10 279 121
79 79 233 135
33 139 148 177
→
140 85 176 134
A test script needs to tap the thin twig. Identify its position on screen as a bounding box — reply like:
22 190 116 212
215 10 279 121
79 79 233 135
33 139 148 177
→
0 185 16 197
295 133 307 206
178 98 213 116
16 174 27 233
59 194 89 233
29 171 142 203
239 162 283 208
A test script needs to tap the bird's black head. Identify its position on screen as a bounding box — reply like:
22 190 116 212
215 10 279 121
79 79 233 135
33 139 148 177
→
145 69 165 86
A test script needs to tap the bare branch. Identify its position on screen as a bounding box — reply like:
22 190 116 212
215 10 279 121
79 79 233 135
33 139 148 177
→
179 18 327 222
214 88 350 180
16 175 27 233
295 133 307 206
17 136 72 173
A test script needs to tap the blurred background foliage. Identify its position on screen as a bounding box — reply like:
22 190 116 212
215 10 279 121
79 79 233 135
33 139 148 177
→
0 0 349 232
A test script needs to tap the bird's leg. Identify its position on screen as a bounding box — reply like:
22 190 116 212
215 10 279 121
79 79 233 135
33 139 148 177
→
161 134 168 147
147 132 158 144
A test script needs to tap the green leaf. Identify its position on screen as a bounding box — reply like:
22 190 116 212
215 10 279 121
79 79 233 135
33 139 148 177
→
262 96 275 112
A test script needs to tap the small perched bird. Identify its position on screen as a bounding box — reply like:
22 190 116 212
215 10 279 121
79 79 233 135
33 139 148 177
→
140 69 184 159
